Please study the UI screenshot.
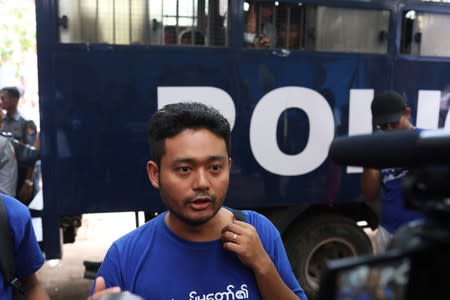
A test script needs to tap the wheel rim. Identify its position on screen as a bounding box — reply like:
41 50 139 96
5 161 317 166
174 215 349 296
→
304 237 358 291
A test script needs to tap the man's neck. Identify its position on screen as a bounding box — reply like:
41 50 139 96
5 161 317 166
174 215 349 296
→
165 208 234 242
6 108 17 118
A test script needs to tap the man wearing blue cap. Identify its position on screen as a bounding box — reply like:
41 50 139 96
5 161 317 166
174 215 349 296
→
361 91 425 252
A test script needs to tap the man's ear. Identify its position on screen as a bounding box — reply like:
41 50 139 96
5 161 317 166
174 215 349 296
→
403 107 411 118
147 161 160 188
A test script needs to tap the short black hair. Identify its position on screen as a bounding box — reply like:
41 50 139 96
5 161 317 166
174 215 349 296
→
371 90 407 126
148 102 231 166
1 87 20 100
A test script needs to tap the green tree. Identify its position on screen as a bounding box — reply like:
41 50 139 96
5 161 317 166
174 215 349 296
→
0 0 36 76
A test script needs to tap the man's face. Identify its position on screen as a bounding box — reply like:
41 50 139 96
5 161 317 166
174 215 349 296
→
377 108 411 132
260 4 273 20
279 23 300 48
147 128 231 226
0 90 16 111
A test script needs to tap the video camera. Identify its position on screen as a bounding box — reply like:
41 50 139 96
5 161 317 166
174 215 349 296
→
0 131 40 167
317 129 450 300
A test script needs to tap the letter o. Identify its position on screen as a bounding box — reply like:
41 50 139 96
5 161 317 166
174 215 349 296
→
250 87 334 175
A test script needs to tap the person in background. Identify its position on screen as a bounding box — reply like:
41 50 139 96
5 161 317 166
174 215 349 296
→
163 26 177 45
361 91 425 252
0 97 18 197
0 133 17 197
276 6 302 49
244 1 276 48
244 1 303 50
88 102 307 300
0 87 37 205
179 28 205 46
23 120 41 195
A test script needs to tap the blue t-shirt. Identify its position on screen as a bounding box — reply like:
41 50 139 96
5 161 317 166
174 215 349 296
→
96 210 307 300
0 194 45 300
380 130 425 234
380 167 425 233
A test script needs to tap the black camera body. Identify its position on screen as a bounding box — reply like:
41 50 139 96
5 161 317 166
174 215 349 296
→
317 130 450 300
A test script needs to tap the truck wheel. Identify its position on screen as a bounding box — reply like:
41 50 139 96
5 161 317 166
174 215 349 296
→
285 214 373 298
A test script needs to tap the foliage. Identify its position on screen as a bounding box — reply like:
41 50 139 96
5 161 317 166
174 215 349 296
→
0 0 36 75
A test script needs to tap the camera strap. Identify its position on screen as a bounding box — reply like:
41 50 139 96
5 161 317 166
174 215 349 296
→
0 195 26 300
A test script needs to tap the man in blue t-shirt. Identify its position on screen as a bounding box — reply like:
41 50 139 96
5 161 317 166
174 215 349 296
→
361 91 425 252
0 194 49 299
89 102 307 300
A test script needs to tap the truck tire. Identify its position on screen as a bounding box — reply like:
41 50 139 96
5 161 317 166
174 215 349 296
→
285 214 373 298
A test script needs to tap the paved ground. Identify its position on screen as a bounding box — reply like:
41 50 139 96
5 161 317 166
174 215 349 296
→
36 212 141 300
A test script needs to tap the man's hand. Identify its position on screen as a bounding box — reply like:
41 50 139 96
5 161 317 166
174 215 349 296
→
253 35 271 48
18 182 33 205
87 277 121 300
21 273 50 300
222 220 302 300
221 220 272 274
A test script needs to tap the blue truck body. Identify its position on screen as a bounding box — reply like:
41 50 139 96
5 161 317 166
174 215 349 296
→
35 0 450 296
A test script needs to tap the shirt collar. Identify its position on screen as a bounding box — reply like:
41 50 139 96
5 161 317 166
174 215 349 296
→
4 112 21 121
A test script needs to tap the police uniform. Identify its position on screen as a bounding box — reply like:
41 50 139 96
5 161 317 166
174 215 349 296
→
0 133 18 196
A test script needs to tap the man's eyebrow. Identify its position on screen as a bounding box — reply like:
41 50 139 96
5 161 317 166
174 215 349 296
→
170 158 194 166
171 155 229 165
208 155 229 162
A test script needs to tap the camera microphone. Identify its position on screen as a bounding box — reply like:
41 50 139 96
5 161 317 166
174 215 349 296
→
329 129 450 169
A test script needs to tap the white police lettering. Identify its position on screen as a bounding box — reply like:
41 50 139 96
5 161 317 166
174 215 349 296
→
158 86 447 176
416 90 441 129
250 87 334 176
157 86 236 130
188 284 249 300
347 89 374 174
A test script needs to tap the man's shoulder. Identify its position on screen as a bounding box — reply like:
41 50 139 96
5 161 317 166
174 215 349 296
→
1 194 30 224
236 209 278 233
240 209 270 222
10 113 32 128
7 112 26 122
112 213 164 247
1 194 28 212
238 210 284 252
